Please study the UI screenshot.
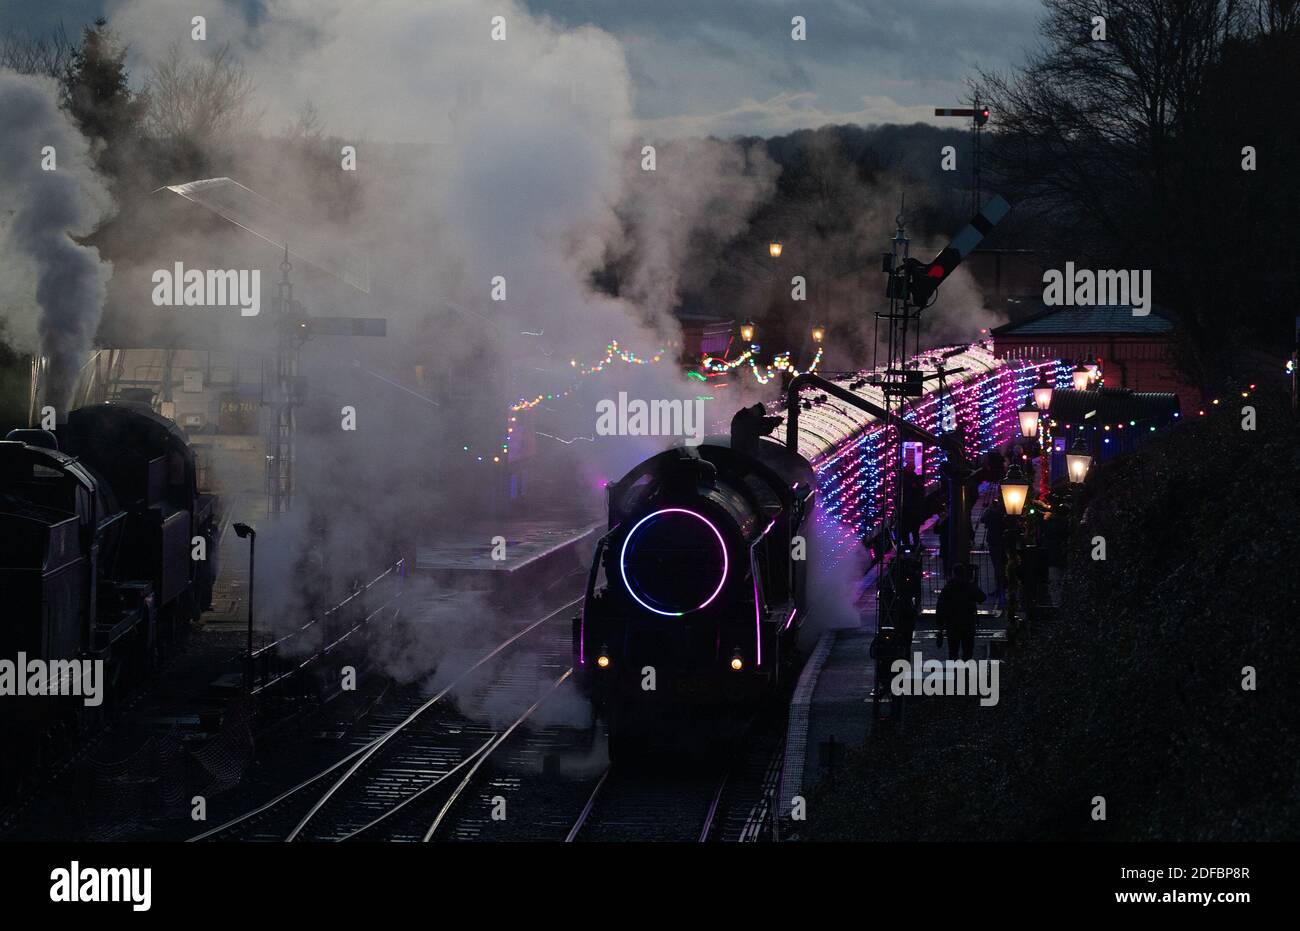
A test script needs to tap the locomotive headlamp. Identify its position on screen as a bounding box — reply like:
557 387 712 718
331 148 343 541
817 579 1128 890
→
596 654 611 669
730 653 744 671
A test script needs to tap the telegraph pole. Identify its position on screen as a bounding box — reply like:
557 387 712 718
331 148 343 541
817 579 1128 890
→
264 245 388 518
267 246 304 518
935 96 990 215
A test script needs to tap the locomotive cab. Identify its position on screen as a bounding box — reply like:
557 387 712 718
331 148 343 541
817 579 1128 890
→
0 440 105 661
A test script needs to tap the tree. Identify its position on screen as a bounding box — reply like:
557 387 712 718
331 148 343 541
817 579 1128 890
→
62 17 147 160
981 0 1299 391
0 22 76 78
144 41 259 177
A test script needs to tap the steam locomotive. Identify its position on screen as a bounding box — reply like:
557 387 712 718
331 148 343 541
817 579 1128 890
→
573 342 1055 756
0 402 218 791
573 405 814 755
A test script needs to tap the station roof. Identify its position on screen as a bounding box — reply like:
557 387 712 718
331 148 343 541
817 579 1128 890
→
1048 387 1181 423
992 303 1176 337
159 178 371 293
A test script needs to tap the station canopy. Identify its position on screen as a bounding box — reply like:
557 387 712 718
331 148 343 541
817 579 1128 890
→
161 177 370 294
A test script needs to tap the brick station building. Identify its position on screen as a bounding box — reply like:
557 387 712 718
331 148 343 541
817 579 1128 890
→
990 302 1200 413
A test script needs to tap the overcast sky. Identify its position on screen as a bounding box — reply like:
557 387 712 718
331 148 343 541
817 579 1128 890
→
2 0 1047 137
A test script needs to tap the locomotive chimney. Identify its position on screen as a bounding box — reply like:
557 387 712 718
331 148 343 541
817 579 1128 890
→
667 445 717 492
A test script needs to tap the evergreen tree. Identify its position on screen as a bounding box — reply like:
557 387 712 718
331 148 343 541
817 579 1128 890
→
62 17 146 169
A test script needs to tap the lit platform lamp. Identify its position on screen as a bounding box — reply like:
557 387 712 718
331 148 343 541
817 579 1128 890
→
1018 399 1040 440
1018 396 1051 499
998 463 1031 624
1032 375 1053 411
1000 463 1030 517
1066 436 1093 484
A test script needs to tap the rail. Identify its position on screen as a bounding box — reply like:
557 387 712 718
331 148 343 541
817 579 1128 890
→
566 764 737 843
249 559 406 697
191 598 576 842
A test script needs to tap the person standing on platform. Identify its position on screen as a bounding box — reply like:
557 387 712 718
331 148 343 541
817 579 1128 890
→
980 497 1007 607
900 467 925 549
937 563 986 661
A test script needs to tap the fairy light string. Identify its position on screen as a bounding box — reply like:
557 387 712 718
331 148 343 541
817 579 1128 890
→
510 340 667 413
700 343 825 384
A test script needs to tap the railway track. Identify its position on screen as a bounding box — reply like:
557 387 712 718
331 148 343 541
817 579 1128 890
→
564 765 730 842
193 591 791 844
191 598 580 842
565 731 785 843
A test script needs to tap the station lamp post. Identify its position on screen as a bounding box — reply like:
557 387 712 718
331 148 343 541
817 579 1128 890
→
811 324 826 344
1084 360 1100 383
1032 375 1054 411
1066 436 1093 484
232 522 256 694
769 240 783 258
1018 400 1040 439
1072 362 1091 391
999 464 1030 517
739 320 756 344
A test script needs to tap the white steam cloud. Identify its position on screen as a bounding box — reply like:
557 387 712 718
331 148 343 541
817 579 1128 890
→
0 70 114 409
91 1 778 652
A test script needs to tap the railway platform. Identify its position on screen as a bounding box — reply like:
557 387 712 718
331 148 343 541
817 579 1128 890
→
781 495 1021 831
414 513 602 605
